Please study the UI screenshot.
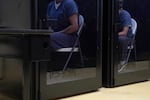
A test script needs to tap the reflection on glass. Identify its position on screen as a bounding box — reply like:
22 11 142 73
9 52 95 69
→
0 0 99 99
45 0 97 84
118 61 150 73
117 0 133 72
117 0 150 73
47 52 96 84
47 68 96 85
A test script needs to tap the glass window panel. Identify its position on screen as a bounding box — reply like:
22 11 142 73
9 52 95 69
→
115 0 150 73
44 0 99 84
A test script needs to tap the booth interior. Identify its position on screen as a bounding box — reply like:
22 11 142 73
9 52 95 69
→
0 0 102 100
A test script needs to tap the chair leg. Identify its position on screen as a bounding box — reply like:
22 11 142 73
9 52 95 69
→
62 49 74 72
62 37 80 72
62 49 84 72
126 42 136 64
126 48 132 64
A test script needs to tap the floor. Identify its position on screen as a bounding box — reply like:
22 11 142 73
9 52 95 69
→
59 80 150 100
0 80 150 100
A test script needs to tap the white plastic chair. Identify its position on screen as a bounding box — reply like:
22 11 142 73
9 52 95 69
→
118 18 137 72
56 15 85 71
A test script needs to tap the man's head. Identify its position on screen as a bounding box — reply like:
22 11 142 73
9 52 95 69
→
119 0 124 9
55 0 62 3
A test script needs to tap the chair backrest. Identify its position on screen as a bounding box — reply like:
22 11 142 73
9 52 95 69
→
77 15 84 36
131 18 137 35
128 18 137 49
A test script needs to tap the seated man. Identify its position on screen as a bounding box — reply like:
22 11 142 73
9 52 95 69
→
47 0 79 51
118 0 133 71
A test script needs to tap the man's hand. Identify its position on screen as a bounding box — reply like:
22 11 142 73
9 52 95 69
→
118 31 127 36
118 26 129 36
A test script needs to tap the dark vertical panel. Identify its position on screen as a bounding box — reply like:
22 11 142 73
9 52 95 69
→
76 0 97 57
0 0 31 28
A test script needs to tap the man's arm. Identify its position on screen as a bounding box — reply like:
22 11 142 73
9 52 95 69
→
118 26 129 36
61 14 79 34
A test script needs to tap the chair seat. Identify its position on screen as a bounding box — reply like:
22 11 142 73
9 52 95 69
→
56 47 79 52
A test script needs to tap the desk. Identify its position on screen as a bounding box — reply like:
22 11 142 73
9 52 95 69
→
0 29 53 100
0 28 53 60
0 29 100 100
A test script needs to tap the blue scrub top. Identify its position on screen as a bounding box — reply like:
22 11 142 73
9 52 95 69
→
119 10 133 38
47 0 78 32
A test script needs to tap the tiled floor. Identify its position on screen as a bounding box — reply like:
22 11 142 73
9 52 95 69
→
59 80 150 100
0 79 150 100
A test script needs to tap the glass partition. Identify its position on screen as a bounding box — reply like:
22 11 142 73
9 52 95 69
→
37 0 102 99
40 0 98 84
102 0 150 87
0 0 102 99
113 0 150 86
115 0 150 73
36 0 99 84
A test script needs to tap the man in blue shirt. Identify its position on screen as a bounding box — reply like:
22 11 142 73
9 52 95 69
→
47 0 79 50
118 0 133 71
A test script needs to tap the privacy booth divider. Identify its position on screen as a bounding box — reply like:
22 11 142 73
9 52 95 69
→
102 0 150 87
0 0 102 100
